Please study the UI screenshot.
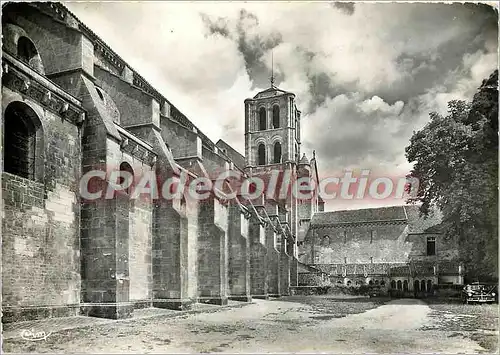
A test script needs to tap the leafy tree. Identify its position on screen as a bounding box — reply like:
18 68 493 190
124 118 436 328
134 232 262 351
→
406 70 498 280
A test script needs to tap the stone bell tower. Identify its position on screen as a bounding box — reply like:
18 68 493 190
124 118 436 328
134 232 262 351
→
243 83 301 168
243 71 303 256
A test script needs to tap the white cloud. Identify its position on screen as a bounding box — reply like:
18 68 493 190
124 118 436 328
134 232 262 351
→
66 2 497 211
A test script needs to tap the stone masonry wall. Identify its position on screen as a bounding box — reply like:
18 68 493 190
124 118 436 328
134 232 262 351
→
249 221 268 297
305 223 409 264
129 199 153 302
197 198 229 305
95 67 157 128
160 118 200 159
266 225 280 296
227 203 251 300
2 94 81 322
6 5 92 76
407 233 459 261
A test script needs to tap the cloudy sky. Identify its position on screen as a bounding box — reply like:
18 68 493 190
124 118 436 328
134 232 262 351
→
66 1 498 210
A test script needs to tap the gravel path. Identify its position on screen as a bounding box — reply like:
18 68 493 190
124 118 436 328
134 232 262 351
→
2 298 490 353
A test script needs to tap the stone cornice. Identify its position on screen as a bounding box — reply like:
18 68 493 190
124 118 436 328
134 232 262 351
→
115 125 157 166
2 54 85 126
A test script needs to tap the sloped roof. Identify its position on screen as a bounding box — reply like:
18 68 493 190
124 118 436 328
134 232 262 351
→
310 206 407 226
299 153 309 165
253 85 294 99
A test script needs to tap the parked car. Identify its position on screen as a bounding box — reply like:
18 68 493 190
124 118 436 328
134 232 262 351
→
462 282 497 304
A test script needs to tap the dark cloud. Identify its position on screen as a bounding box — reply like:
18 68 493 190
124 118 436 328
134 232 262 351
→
200 13 230 37
235 10 283 88
330 2 355 15
200 9 283 88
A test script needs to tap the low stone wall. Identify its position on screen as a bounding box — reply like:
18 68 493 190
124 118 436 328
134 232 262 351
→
290 285 389 297
298 272 330 286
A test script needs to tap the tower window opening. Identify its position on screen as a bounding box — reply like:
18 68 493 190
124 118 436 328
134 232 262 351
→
273 142 282 163
4 102 41 180
259 107 266 130
96 87 105 101
17 36 37 65
427 236 436 256
119 162 134 195
272 105 280 128
258 143 266 165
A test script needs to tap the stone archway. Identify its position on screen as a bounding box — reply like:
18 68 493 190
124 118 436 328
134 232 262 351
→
3 101 43 181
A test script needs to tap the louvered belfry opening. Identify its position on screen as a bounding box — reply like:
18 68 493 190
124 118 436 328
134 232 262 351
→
273 142 281 163
258 143 266 165
17 36 38 65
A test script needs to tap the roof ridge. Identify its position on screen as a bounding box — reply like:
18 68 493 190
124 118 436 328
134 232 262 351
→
319 205 405 214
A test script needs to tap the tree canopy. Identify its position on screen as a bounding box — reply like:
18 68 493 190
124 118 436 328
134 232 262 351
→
406 70 498 280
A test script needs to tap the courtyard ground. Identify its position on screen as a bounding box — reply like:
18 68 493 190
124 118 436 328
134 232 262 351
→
2 296 498 353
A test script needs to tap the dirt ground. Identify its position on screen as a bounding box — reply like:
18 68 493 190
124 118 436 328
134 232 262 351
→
3 296 498 354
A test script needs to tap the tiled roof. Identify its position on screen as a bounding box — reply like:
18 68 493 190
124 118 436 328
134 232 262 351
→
310 206 407 226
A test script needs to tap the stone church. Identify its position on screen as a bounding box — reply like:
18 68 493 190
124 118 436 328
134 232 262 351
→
1 2 463 324
1 2 323 322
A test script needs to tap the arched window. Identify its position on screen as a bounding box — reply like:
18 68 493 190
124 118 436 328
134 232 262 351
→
403 280 408 291
17 36 37 64
259 107 266 130
322 235 330 246
272 105 280 128
96 87 105 101
4 102 42 180
119 162 134 195
258 144 266 165
397 280 402 290
273 142 282 163
414 280 420 292
375 280 379 285
380 280 385 286
427 280 432 292
420 280 426 292
369 280 373 285
391 280 396 289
